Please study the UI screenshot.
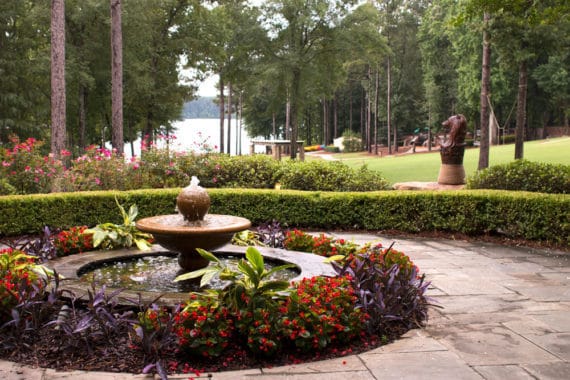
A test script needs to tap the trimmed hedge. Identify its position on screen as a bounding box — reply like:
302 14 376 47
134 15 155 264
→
1 189 568 246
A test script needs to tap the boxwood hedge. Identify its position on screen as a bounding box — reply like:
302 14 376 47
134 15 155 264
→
1 189 568 246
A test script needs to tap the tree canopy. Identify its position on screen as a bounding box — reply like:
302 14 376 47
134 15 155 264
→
1 0 568 156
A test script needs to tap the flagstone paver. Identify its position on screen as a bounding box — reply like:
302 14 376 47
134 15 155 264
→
1 233 569 380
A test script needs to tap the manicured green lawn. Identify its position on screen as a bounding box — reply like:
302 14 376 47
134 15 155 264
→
326 137 570 184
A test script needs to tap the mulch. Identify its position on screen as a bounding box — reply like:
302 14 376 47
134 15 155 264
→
1 321 408 376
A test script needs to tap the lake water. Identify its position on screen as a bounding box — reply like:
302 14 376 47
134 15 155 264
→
124 118 259 157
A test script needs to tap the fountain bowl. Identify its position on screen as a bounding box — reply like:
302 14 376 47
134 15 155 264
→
136 213 251 270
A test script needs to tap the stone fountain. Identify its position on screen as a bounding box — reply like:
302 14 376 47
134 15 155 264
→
50 176 335 305
135 176 251 271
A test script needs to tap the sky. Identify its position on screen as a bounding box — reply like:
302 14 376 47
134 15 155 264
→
197 74 219 97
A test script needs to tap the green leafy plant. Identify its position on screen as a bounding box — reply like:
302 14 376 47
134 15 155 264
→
175 247 295 356
231 230 265 247
86 198 153 251
175 247 294 306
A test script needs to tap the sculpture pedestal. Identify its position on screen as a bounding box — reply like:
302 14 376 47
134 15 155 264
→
437 164 465 185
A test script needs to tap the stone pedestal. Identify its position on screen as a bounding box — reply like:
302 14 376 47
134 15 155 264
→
437 164 466 185
438 143 466 185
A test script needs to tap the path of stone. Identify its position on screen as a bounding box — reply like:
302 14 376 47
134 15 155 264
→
1 232 569 379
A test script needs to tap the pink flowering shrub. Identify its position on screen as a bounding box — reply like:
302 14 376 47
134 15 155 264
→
0 137 65 194
136 137 189 188
60 145 128 191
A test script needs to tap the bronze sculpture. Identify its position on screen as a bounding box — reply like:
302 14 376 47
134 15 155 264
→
438 114 467 185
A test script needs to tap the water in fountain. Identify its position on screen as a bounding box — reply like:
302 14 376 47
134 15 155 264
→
78 254 299 293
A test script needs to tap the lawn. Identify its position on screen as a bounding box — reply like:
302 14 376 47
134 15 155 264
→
324 137 570 185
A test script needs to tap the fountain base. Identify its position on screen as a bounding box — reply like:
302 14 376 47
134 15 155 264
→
48 244 337 306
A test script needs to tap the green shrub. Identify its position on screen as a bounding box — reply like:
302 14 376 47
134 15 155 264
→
2 137 390 194
502 134 516 144
342 130 363 153
467 159 570 194
0 178 16 196
212 154 280 188
278 160 390 191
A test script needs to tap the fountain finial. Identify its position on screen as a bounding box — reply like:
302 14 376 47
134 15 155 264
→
176 176 210 222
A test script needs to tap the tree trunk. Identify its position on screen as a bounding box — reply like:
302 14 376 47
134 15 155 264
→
478 12 491 170
374 67 379 155
322 97 328 145
289 68 301 159
349 90 353 132
219 76 225 153
272 112 276 138
227 82 232 154
360 88 365 142
79 85 87 151
366 65 371 153
50 0 66 158
514 60 527 160
110 0 123 155
333 94 338 140
365 95 370 152
237 92 242 155
387 56 392 155
393 122 398 152
285 97 290 140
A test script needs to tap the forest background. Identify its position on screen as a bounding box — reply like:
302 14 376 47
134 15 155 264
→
1 0 568 163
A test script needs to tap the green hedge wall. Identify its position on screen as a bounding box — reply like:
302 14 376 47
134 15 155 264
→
1 189 568 246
